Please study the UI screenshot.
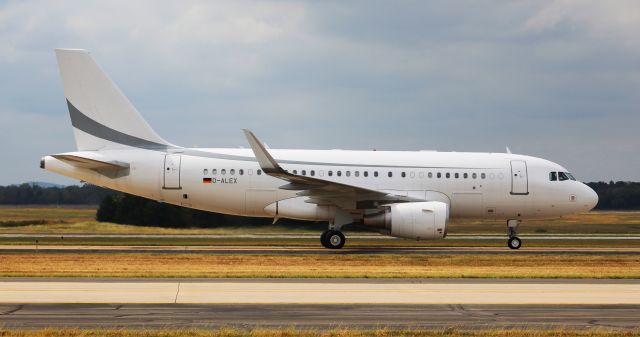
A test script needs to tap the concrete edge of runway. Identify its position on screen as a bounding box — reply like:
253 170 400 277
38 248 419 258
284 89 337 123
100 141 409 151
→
1 278 639 305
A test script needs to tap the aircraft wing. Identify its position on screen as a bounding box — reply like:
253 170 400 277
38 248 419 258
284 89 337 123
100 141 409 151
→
243 129 421 210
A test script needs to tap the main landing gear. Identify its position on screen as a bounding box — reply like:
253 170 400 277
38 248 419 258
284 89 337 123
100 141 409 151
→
320 230 346 249
507 219 521 250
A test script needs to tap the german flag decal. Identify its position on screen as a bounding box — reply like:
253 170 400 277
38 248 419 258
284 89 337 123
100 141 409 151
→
203 177 213 184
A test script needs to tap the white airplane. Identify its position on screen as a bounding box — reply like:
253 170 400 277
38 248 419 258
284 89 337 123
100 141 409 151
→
42 49 598 249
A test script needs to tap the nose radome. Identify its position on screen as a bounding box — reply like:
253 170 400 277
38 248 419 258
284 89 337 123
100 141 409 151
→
582 184 598 211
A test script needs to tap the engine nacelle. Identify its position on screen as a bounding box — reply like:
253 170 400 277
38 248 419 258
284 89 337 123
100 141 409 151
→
363 201 449 240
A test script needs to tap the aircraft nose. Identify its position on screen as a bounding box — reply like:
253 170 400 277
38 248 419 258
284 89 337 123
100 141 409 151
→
582 184 598 211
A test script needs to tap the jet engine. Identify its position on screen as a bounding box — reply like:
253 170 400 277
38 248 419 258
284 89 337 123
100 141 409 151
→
363 201 449 240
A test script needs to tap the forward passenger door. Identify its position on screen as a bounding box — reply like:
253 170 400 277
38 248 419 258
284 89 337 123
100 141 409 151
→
510 160 528 195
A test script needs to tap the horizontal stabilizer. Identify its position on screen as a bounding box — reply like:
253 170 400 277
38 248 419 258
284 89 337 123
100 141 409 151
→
52 154 129 170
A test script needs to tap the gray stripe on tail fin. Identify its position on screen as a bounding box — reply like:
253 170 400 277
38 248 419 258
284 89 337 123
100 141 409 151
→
67 99 173 150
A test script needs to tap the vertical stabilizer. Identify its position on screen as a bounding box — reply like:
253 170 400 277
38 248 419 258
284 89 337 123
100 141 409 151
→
54 49 172 151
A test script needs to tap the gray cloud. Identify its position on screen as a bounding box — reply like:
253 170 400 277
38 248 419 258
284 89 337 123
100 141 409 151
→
0 0 639 185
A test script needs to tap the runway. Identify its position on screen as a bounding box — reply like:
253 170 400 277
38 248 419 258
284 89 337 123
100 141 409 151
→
1 279 638 329
2 244 640 255
2 303 639 329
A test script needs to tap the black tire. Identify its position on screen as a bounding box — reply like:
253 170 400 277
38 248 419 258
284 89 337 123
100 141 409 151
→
326 230 346 249
320 230 332 248
508 236 522 250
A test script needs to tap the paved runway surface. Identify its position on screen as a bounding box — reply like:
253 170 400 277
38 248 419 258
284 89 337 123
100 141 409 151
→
2 303 640 329
1 279 639 329
1 279 639 304
2 244 640 255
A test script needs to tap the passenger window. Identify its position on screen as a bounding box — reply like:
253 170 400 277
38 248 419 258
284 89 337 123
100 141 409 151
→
446 173 450 179
203 169 208 175
293 170 297 175
472 173 477 179
230 169 235 175
481 173 486 179
311 170 315 177
302 170 306 176
550 172 557 181
463 173 468 179
257 169 262 175
428 172 433 178
364 171 368 177
558 172 569 181
454 173 459 179
437 172 441 178
212 169 218 175
248 169 253 175
388 172 393 178
328 170 333 177
374 171 379 177
221 169 226 175
239 169 244 175
337 171 342 177
355 171 360 177
401 172 406 178
346 171 351 177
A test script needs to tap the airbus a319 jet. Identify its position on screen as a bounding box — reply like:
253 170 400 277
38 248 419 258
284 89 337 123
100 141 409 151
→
42 49 598 249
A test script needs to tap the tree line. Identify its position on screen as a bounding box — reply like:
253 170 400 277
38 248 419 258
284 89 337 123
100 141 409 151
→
0 183 115 205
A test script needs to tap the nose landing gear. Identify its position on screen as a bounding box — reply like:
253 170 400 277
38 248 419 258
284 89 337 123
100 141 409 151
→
507 219 521 250
320 230 345 249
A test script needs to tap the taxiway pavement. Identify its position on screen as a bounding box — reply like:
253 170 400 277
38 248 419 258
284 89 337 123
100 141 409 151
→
1 303 639 329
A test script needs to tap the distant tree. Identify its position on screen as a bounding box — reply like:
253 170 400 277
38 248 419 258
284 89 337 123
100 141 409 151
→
587 181 640 210
0 183 116 205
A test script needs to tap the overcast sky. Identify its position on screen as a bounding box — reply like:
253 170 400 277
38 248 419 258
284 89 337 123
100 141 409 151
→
1 0 639 185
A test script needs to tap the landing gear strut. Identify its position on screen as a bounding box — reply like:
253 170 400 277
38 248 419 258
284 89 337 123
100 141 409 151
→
507 219 521 250
320 230 346 249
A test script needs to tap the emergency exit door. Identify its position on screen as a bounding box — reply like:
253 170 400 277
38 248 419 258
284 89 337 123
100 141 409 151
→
163 154 181 189
510 160 528 195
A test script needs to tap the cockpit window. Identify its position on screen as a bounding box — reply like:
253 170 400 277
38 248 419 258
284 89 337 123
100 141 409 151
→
558 172 569 181
566 172 576 181
549 172 557 181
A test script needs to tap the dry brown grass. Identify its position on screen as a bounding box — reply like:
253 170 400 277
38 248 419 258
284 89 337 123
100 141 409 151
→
1 328 639 337
448 211 640 235
1 253 639 278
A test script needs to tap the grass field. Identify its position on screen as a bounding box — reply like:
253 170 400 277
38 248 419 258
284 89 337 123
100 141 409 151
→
1 328 639 337
1 252 638 278
1 206 640 235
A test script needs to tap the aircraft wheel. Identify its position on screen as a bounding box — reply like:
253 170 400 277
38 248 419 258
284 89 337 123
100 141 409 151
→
324 230 345 249
320 230 332 248
507 236 522 250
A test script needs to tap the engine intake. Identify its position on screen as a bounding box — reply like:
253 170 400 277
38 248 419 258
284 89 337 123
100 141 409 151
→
364 201 449 240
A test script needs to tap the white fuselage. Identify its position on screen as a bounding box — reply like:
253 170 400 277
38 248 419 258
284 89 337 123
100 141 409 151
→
43 147 598 223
